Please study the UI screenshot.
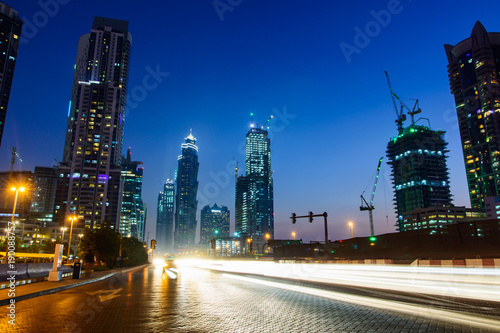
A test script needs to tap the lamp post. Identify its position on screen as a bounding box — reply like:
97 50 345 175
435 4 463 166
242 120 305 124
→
247 237 251 254
292 231 296 240
264 234 271 253
67 215 77 262
348 221 354 238
10 186 25 240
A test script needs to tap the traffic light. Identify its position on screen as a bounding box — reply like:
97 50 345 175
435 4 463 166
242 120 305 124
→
369 236 376 246
211 239 216 249
249 241 253 252
151 239 156 250
291 213 296 224
309 211 313 223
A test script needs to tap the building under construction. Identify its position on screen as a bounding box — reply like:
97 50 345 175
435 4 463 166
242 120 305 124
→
385 72 452 232
387 124 453 231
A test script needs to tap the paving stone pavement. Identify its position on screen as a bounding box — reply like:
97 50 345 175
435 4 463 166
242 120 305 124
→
0 265 497 332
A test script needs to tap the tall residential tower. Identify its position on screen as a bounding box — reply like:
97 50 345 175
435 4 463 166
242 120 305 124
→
174 130 199 251
0 3 22 147
445 21 500 209
54 17 132 230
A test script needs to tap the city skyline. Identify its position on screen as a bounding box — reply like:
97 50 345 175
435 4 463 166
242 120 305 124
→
2 1 500 242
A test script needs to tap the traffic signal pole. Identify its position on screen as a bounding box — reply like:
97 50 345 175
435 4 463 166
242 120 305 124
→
291 212 328 244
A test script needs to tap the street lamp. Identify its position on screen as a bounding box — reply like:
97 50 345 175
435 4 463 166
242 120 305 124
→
291 231 296 240
265 233 270 240
61 227 67 241
10 186 25 240
348 221 354 238
67 215 77 262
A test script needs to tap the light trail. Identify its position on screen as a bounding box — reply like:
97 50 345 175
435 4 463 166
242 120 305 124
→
222 273 500 331
177 259 500 302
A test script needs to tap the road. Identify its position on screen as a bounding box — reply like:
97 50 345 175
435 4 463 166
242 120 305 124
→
1 263 500 332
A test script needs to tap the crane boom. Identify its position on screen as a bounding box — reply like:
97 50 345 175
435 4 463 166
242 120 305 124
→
10 147 22 172
385 71 422 131
360 157 383 236
385 71 406 133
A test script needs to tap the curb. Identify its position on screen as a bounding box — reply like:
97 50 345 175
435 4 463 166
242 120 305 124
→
0 264 149 306
0 272 117 306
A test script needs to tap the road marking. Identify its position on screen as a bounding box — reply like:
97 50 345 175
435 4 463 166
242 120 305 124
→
86 288 123 302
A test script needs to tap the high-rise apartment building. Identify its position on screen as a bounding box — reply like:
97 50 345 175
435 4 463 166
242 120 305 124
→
121 148 145 241
0 2 22 147
29 166 58 226
235 125 274 250
200 204 230 245
445 21 500 209
156 179 175 253
174 130 199 251
54 17 131 230
387 124 452 231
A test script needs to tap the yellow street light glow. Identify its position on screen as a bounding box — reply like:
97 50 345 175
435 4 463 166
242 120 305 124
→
10 187 16 191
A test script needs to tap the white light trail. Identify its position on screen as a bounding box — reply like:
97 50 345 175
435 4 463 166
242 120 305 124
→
222 273 500 330
176 260 500 302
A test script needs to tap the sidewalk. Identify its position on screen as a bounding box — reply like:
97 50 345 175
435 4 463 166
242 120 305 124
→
0 264 148 306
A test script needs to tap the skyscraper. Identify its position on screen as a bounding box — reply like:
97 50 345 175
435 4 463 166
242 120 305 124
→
54 17 131 230
445 21 500 209
0 2 22 147
156 179 175 254
235 125 274 250
174 130 199 251
121 148 145 241
387 125 452 231
200 204 230 245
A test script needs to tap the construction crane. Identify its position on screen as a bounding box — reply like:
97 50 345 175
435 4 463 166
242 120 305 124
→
385 71 422 133
10 147 22 172
360 157 383 237
261 115 274 130
250 113 274 130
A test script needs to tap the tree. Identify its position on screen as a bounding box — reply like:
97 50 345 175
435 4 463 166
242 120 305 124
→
80 224 120 267
121 237 148 267
42 239 62 254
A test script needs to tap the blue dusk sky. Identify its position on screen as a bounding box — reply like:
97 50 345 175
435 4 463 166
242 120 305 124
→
1 0 499 243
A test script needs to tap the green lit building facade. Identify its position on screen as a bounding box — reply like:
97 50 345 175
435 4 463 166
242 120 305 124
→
387 125 452 231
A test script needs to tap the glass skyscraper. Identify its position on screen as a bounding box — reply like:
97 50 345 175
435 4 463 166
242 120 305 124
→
445 21 500 209
174 130 199 251
156 179 175 254
0 2 22 147
235 126 274 251
54 17 132 230
121 148 145 241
